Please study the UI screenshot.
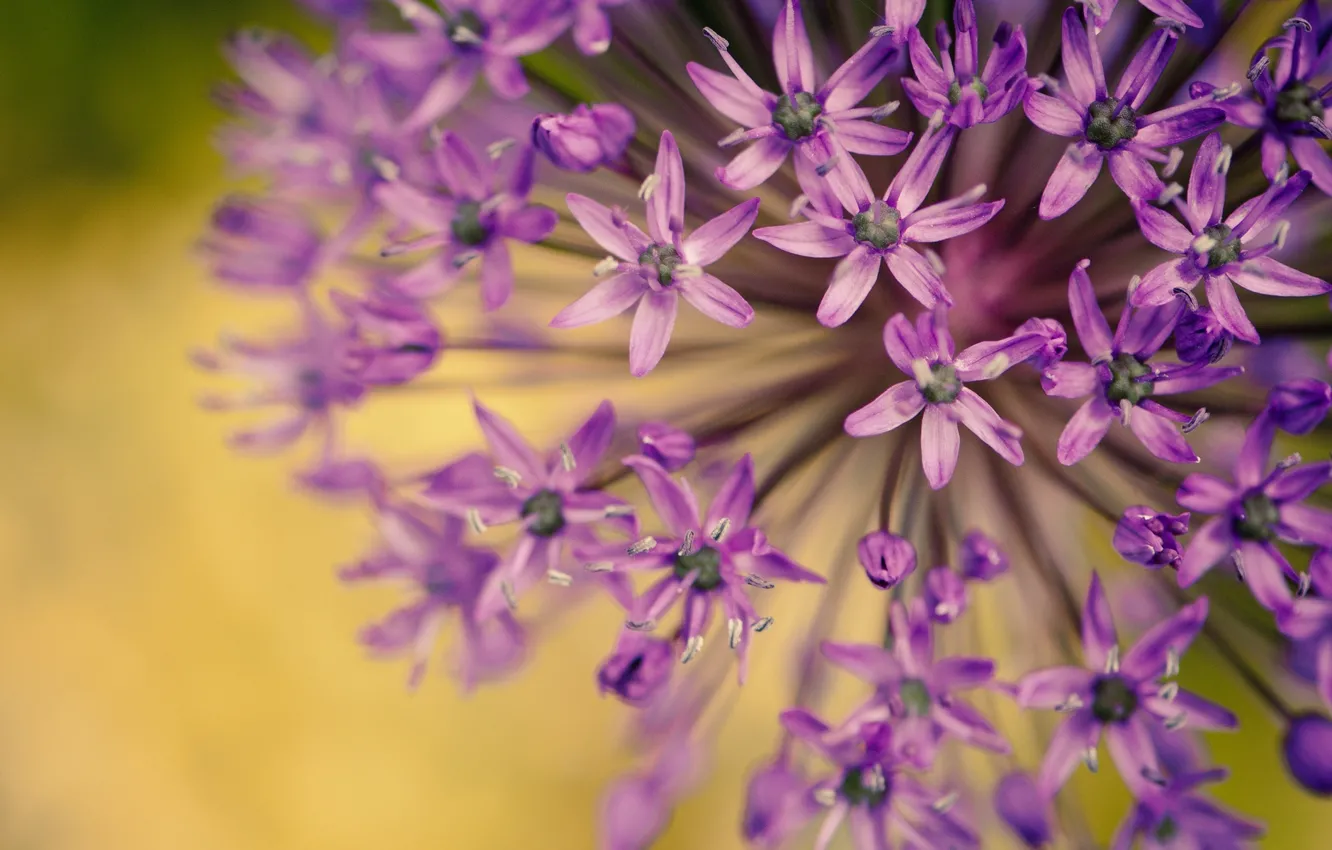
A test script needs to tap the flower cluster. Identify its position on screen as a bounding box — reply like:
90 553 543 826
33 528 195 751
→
202 0 1332 845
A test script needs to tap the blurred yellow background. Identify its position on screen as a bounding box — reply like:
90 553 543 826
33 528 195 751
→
0 1 1328 848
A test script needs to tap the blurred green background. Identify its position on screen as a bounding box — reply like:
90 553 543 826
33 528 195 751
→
0 1 1327 848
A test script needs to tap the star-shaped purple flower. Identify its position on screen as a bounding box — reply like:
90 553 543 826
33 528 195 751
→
1024 8 1223 219
1110 765 1263 849
551 131 759 376
1279 550 1332 711
1041 258 1241 465
844 310 1045 489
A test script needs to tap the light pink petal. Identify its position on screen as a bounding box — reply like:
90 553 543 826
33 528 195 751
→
683 198 760 266
921 404 961 489
648 131 686 243
953 388 1023 466
717 137 790 190
686 61 769 127
844 382 927 436
629 290 678 377
1040 144 1104 220
677 273 754 328
1057 396 1115 465
567 193 636 261
884 245 953 307
753 221 856 258
817 245 881 327
1024 91 1083 136
550 273 647 328
473 400 544 482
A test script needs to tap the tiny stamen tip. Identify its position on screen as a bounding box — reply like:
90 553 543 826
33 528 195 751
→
710 518 731 541
628 536 658 555
547 569 573 587
702 27 730 50
753 616 775 632
559 442 576 472
870 25 895 38
1283 17 1313 32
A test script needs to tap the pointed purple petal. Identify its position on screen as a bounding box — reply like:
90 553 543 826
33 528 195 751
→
686 62 770 127
473 400 544 482
1040 144 1104 219
884 245 953 308
550 273 647 328
707 454 755 531
921 404 961 489
648 131 686 243
883 313 926 372
1121 597 1208 680
1176 474 1236 512
1042 361 1099 398
886 126 949 217
1106 717 1162 797
817 245 881 327
678 273 754 328
1108 151 1164 201
1017 666 1095 708
845 381 927 436
1129 408 1198 463
773 0 816 96
902 200 1004 243
623 455 700 536
717 137 790 190
1134 202 1194 252
1037 711 1098 797
553 401 616 489
1131 257 1201 306
1206 274 1259 344
1058 396 1114 464
629 291 679 377
1279 503 1332 548
1187 133 1227 229
835 119 913 156
1082 572 1119 671
953 388 1023 465
1024 91 1083 136
753 221 856 257
1069 261 1114 360
682 198 760 267
567 193 636 261
1229 257 1331 298
1177 515 1235 587
1134 107 1225 147
1059 7 1100 104
1144 689 1238 731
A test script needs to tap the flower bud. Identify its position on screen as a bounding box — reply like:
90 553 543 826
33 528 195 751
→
1265 378 1331 436
742 759 807 846
1015 317 1067 370
203 195 320 291
1174 307 1233 364
597 633 674 705
959 530 1008 581
637 422 695 471
924 566 967 623
1113 506 1190 568
531 103 635 173
994 771 1052 847
858 531 917 589
1283 712 1332 796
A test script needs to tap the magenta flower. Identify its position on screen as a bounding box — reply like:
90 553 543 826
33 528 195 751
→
374 135 557 309
531 103 635 173
1114 506 1191 568
1283 712 1332 795
1041 259 1241 465
597 631 675 706
742 758 810 848
959 530 1009 581
687 0 908 201
1175 411 1332 612
1130 133 1330 342
1278 550 1332 711
903 0 1029 131
753 125 1003 323
341 503 525 689
1024 8 1223 218
1017 573 1236 797
551 131 759 376
844 311 1044 489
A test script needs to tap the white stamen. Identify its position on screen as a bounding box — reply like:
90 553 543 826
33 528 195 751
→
1310 117 1332 139
674 264 704 278
1247 57 1269 83
604 504 635 518
927 108 945 130
727 617 744 649
718 128 750 148
753 616 775 632
1162 147 1183 178
1172 287 1199 310
467 508 487 535
452 250 481 269
547 569 573 587
870 25 895 38
1036 73 1061 92
1055 694 1085 713
1209 82 1242 100
871 101 901 122
1283 16 1313 32
1153 17 1186 35
1272 220 1291 251
493 466 522 487
328 162 353 186
583 561 615 573
1156 182 1183 205
628 537 658 555
702 27 730 50
1083 746 1099 773
559 442 576 472
500 580 518 610
982 353 1011 380
1164 711 1188 730
745 574 776 589
370 155 400 181
1105 644 1121 674
957 183 989 204
1119 398 1134 424
1182 408 1209 433
710 518 731 542
1277 452 1303 470
1166 648 1180 679
1275 162 1290 187
932 792 959 814
486 138 516 160
1298 572 1312 597
868 764 886 793
813 788 838 806
1191 233 1217 253
1159 681 1180 702
678 529 697 557
922 247 946 276
637 173 660 201
681 635 704 664
1215 145 1233 175
788 194 811 220
1127 274 1142 297
594 256 621 277
911 359 935 389
1234 549 1246 582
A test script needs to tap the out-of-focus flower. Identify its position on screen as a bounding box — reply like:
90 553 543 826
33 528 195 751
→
202 196 321 291
531 103 635 172
994 771 1053 848
858 529 917 589
332 290 442 386
597 631 674 706
599 732 702 850
1283 712 1332 796
1265 378 1332 434
1110 764 1264 848
1114 506 1190 568
635 422 694 472
958 530 1009 581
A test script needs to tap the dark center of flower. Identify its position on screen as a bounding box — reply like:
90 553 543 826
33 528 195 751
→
899 678 932 717
1153 815 1180 843
608 653 645 693
1200 223 1241 269
1085 97 1139 150
852 202 902 250
921 364 963 404
771 91 823 141
1233 491 1280 541
520 489 566 537
638 243 682 286
424 566 456 598
446 10 488 46
1275 80 1326 127
674 544 723 590
450 201 491 247
947 77 990 107
297 368 330 410
1105 354 1154 406
838 768 889 808
1091 674 1139 724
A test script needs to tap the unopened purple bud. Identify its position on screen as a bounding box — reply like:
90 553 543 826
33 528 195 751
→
924 566 967 623
597 633 674 705
994 771 1052 847
531 103 635 173
1016 317 1067 371
742 759 806 845
1113 506 1190 568
858 531 917 589
1174 308 1233 364
1283 713 1332 796
333 290 443 386
1265 379 1332 436
959 530 1008 581
637 422 695 471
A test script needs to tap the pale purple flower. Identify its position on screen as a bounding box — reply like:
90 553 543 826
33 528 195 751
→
351 0 568 131
576 453 823 682
1016 317 1069 371
958 530 1008 581
341 504 525 689
687 0 908 203
375 135 557 309
994 771 1053 848
844 310 1044 489
858 530 917 589
1109 765 1263 849
1173 306 1233 364
1017 574 1236 797
753 125 1003 323
924 566 967 623
1277 549 1332 711
1175 411 1332 612
1085 0 1205 31
1266 378 1332 434
1131 133 1330 342
531 103 635 172
1024 8 1224 219
1282 712 1332 795
202 196 321 292
597 631 674 706
903 0 1029 131
551 131 759 376
331 290 442 386
1042 259 1240 465
600 734 702 850
636 421 695 471
1114 506 1190 568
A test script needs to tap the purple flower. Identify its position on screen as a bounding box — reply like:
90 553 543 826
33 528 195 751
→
375 135 557 309
1114 506 1191 568
1017 574 1236 797
1016 317 1069 371
531 103 635 172
1266 378 1332 434
1131 133 1330 342
742 758 810 848
577 453 823 682
341 504 525 689
1043 259 1241 465
1173 307 1233 364
687 0 908 201
958 530 1008 581
924 566 967 623
993 771 1052 848
753 125 1003 323
551 131 759 376
351 0 568 131
202 196 321 292
1283 712 1332 796
1277 549 1332 710
822 598 1008 769
599 735 701 850
1024 8 1224 219
1110 765 1264 849
424 399 635 619
636 422 695 471
1175 412 1332 612
563 0 629 56
331 290 442 386
597 631 674 706
844 310 1045 489
858 530 917 589
1086 0 1205 31
903 0 1029 131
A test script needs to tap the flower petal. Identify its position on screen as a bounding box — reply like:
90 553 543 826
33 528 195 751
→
374 181 455 229
953 388 1023 465
1082 572 1118 671
686 62 770 127
753 221 856 258
1128 408 1198 464
501 204 558 244
1059 6 1100 104
820 641 902 683
1187 132 1227 229
550 273 647 328
1176 515 1235 587
1108 151 1164 201
1105 718 1161 797
884 245 953 308
1057 396 1114 465
1017 666 1095 709
648 131 686 243
473 400 544 483
921 404 961 489
773 0 816 95
1229 257 1331 298
683 198 760 266
1134 107 1225 147
1144 689 1238 731
480 238 513 312
553 401 616 489
1037 711 1098 797
1176 474 1236 512
835 119 913 156
1278 503 1332 548
1133 202 1193 252
678 273 754 328
1024 91 1083 136
1206 274 1259 344
629 290 679 377
845 381 927 437
1238 540 1295 613
1069 261 1114 360
1042 361 1099 398
1130 257 1200 306
717 137 790 190
623 455 700 536
883 313 926 372
1040 144 1104 220
567 193 636 260
902 200 1004 243
817 245 881 327
821 30 897 113
1121 596 1208 680
886 126 950 217
707 453 755 531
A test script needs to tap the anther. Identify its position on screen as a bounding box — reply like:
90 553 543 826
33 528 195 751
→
789 195 810 220
594 256 620 277
626 619 656 631
1209 82 1241 100
1141 766 1169 787
638 173 660 201
727 617 744 649
911 359 935 388
1055 694 1085 713
871 101 901 122
1105 644 1121 674
1119 398 1134 423
1164 712 1188 730
500 580 518 610
922 247 946 275
745 574 776 589
753 616 775 632
1036 73 1061 92
711 518 732 541
813 788 837 806
1273 220 1291 251
1127 274 1142 297
452 250 481 269
681 635 704 663
452 26 483 45
486 138 516 160
1275 162 1290 187
583 561 615 572
1277 452 1303 470
371 155 400 181
870 25 895 38
1156 182 1183 205
1298 572 1312 597
868 764 886 792
678 529 696 557
1158 681 1180 702
702 27 730 50
1182 408 1209 433
674 264 704 278
1171 287 1199 310
604 504 635 518
1153 17 1186 35
547 569 573 586
467 508 487 535
628 537 658 555
1283 17 1313 32
932 792 959 813
982 353 1011 380
1166 648 1180 679
1215 145 1233 175
493 466 522 487
928 109 945 130
1310 117 1332 139
1247 57 1269 82
1234 549 1246 582
718 128 750 148
1084 747 1099 773
559 442 576 472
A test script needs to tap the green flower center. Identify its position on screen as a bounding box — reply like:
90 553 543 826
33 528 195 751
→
450 201 491 247
852 202 901 250
1153 815 1180 843
520 489 566 537
1275 80 1326 126
1200 223 1241 269
674 545 723 590
947 77 990 107
637 243 682 286
1233 491 1280 541
446 10 488 46
1091 675 1139 724
922 364 963 404
1105 354 1154 406
899 678 932 717
771 91 824 141
838 768 889 808
1085 97 1139 150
